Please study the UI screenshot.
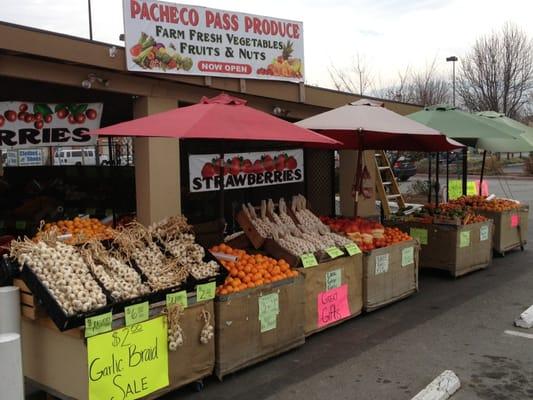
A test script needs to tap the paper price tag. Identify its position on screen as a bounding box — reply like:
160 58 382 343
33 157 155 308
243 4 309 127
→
345 243 361 256
326 269 342 290
260 312 277 333
410 228 428 245
511 214 520 228
317 285 350 328
401 247 414 267
375 253 390 275
166 291 188 308
459 230 471 248
480 225 489 241
301 253 318 268
196 282 216 302
325 246 344 259
85 312 112 338
125 301 149 326
259 293 279 316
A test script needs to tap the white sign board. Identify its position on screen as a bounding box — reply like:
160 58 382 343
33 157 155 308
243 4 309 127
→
189 149 304 192
0 101 102 149
123 0 304 81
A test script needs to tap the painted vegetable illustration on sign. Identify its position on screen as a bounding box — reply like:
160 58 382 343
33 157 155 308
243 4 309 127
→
131 32 193 71
257 40 303 78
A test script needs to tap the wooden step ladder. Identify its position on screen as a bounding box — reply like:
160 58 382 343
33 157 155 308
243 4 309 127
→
374 151 406 217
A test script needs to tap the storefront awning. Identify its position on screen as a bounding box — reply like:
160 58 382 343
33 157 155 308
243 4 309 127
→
296 99 464 151
90 93 340 147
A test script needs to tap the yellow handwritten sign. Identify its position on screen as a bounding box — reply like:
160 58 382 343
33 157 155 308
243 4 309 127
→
448 180 477 200
87 317 169 400
85 312 113 338
196 282 216 302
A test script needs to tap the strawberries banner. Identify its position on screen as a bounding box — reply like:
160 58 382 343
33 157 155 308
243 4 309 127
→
189 149 304 192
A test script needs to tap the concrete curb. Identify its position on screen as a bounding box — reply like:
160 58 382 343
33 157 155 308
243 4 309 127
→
411 370 461 400
515 305 533 329
413 174 533 181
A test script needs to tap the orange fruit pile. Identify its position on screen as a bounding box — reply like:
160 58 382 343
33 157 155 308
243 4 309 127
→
36 217 115 244
375 227 412 248
211 243 298 295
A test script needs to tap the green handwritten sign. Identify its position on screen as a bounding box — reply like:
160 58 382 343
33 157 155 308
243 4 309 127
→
449 180 477 200
196 282 216 302
459 230 471 248
85 312 112 338
410 228 428 245
480 225 489 241
166 291 187 308
401 247 414 267
325 246 344 259
345 243 361 256
15 221 27 230
325 269 342 290
259 293 279 316
87 316 169 400
125 302 149 326
260 312 277 333
301 253 318 268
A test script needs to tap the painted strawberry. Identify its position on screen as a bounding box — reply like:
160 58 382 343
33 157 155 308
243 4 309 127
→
201 162 216 178
262 155 275 172
242 159 253 173
286 156 297 170
230 157 241 176
253 159 265 173
275 154 286 171
213 158 224 175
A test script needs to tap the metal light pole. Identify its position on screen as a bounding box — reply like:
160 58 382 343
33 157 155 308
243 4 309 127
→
88 0 93 40
446 56 458 106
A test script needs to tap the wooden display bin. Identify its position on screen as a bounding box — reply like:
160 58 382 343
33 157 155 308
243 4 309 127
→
299 253 363 336
362 239 419 312
477 207 529 255
386 221 493 278
214 276 305 379
21 299 215 400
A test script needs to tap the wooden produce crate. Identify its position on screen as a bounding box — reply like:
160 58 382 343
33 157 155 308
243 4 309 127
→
362 239 419 312
387 221 493 278
476 207 529 255
299 253 363 336
214 276 305 379
235 209 267 249
21 299 215 400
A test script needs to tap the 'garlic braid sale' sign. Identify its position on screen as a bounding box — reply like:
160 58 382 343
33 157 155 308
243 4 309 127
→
123 0 304 81
188 149 304 192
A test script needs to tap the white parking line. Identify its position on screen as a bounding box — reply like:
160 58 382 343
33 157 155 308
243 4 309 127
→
504 330 533 339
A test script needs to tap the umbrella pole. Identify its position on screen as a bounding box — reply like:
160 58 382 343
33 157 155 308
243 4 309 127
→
479 150 487 196
446 151 450 201
219 152 225 221
435 152 440 206
353 129 364 217
462 147 468 196
427 154 431 203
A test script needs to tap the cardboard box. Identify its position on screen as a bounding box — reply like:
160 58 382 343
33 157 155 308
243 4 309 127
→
387 221 493 277
21 300 215 400
362 239 419 311
477 207 529 254
214 276 305 379
299 254 363 336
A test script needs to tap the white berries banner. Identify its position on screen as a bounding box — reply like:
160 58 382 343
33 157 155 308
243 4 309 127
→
188 149 304 192
0 101 102 149
123 0 304 81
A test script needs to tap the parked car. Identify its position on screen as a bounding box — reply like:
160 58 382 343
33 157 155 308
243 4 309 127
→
53 148 108 166
392 156 417 181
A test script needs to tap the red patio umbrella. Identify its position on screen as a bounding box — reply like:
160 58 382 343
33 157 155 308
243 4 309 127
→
91 93 340 146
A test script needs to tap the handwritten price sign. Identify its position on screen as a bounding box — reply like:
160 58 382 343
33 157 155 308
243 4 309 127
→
87 317 168 400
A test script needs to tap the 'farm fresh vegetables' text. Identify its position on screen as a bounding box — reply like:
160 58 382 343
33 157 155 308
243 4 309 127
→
123 0 304 81
188 149 304 192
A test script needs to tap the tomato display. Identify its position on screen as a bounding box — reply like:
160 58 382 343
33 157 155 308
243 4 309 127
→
449 195 521 212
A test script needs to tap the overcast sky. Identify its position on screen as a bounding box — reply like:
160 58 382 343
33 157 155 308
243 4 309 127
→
3 0 533 90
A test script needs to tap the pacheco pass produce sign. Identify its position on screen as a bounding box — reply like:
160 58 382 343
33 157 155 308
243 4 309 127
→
123 0 304 81
0 101 102 149
189 149 304 192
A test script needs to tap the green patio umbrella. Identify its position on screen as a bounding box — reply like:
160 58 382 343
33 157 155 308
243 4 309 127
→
476 111 533 151
408 105 528 197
